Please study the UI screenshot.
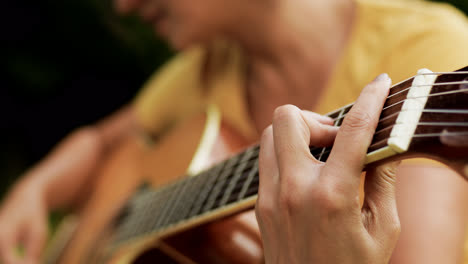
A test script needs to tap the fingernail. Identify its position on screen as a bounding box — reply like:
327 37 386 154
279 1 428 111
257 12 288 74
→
375 73 390 82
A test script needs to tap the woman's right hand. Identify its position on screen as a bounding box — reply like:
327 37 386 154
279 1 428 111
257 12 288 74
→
0 179 48 264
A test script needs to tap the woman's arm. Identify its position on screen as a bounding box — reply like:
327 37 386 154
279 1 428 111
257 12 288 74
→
0 105 139 263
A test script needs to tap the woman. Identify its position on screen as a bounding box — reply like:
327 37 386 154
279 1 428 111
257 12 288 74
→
1 0 468 262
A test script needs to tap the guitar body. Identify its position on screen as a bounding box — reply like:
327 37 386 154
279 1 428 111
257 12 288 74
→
44 110 262 264
43 67 468 264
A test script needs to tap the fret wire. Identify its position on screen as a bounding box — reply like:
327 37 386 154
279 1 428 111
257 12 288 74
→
319 125 468 160
114 192 147 241
386 81 468 102
225 156 260 203
113 189 164 243
194 160 260 209
237 159 259 201
229 131 468 200
174 170 213 223
332 78 468 123
132 190 165 235
187 162 225 218
219 147 257 207
332 76 467 117
111 71 468 247
158 178 191 229
201 155 242 213
152 183 182 230
337 108 468 137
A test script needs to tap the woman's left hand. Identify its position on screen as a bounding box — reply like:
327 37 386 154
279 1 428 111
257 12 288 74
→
256 74 400 264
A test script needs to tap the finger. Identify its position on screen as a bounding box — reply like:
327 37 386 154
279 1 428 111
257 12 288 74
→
272 105 338 175
363 162 400 236
258 126 279 208
301 110 335 126
301 111 338 147
326 74 392 184
0 232 18 264
115 0 144 14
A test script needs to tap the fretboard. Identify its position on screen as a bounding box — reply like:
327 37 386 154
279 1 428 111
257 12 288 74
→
110 77 416 247
111 68 468 248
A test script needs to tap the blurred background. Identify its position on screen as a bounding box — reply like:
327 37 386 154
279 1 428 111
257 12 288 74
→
1 0 467 198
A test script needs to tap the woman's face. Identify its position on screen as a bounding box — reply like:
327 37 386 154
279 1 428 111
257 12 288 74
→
115 0 236 49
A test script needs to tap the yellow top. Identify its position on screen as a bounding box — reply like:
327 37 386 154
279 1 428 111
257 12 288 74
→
133 0 468 261
317 0 468 114
133 40 257 141
134 0 468 137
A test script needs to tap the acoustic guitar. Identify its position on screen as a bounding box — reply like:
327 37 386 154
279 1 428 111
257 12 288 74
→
42 67 468 263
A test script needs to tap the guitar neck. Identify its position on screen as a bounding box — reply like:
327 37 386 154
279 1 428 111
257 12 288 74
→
112 67 468 248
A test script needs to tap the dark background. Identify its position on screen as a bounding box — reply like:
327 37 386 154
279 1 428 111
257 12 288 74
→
1 0 467 197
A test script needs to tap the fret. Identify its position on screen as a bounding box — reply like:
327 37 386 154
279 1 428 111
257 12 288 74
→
335 104 350 127
223 154 259 205
170 171 212 224
104 68 468 253
244 173 260 198
200 155 240 214
315 106 349 162
218 147 256 207
326 108 341 120
223 158 258 204
131 191 163 236
152 182 186 230
157 178 191 229
113 189 163 243
187 162 225 218
237 159 259 201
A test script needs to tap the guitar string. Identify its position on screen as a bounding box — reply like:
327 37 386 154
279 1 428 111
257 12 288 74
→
154 75 468 218
111 73 468 246
195 131 468 203
386 81 468 100
328 72 468 116
333 86 468 124
111 128 468 247
197 79 468 211
135 90 468 216
224 129 468 200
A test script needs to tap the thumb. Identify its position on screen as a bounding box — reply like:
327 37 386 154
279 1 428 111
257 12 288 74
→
362 162 401 239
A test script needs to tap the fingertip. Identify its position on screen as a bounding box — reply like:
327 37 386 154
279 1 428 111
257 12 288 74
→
375 73 389 81
301 110 334 125
373 73 392 92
